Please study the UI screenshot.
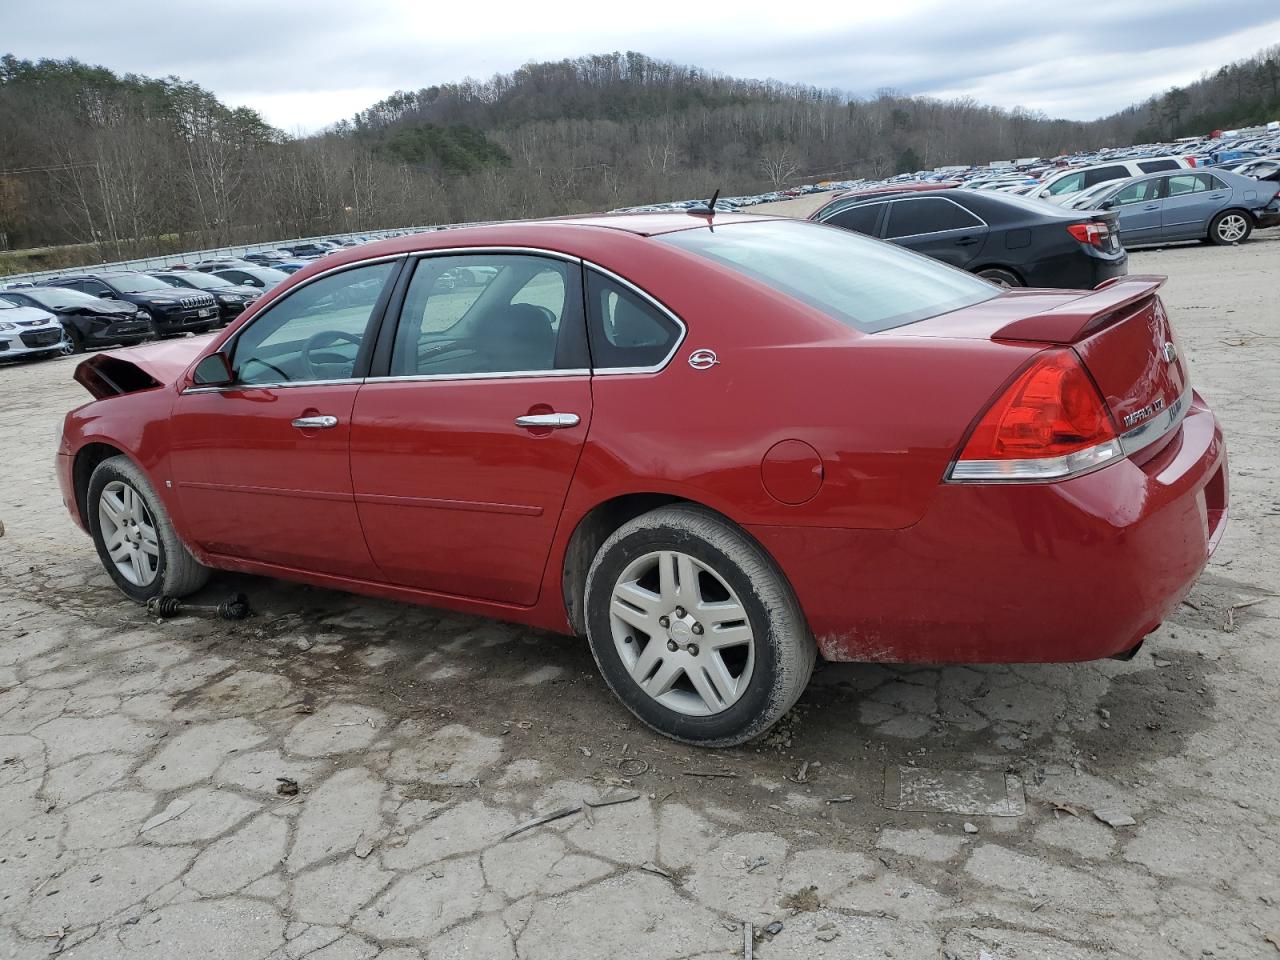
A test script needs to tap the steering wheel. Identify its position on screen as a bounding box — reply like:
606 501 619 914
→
301 330 362 380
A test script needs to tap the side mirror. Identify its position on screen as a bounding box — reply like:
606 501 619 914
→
192 352 234 387
99 291 116 299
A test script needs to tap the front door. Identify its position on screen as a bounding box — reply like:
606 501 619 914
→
169 259 400 577
882 196 988 269
350 253 592 606
1111 177 1165 244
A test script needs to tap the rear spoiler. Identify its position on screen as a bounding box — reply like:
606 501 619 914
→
993 275 1166 344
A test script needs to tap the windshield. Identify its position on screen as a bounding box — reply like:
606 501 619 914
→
106 273 171 293
245 268 289 282
0 296 16 309
658 220 997 333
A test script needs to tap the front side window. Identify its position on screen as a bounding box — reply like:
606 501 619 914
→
1114 179 1162 205
232 261 395 384
660 220 996 333
822 201 885 236
884 198 981 238
389 255 585 377
1046 172 1084 196
585 271 682 370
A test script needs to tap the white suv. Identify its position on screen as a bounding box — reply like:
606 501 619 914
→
1034 156 1197 204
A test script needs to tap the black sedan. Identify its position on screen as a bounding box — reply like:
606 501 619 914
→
0 286 154 353
38 272 218 337
809 189 1127 288
150 271 261 327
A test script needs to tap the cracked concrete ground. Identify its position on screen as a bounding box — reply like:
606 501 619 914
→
1 235 1278 959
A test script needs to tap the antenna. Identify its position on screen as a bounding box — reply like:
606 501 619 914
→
688 188 720 217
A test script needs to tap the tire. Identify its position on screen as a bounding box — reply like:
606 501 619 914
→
1208 210 1251 245
976 267 1022 288
86 455 210 603
62 328 86 355
584 505 815 747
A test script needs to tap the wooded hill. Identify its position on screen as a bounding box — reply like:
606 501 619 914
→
1 46 1277 272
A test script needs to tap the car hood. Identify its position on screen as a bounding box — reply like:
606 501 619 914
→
0 303 58 325
74 335 211 399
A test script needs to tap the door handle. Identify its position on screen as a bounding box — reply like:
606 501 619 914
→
1143 203 1160 210
292 415 338 430
954 236 980 246
515 413 580 429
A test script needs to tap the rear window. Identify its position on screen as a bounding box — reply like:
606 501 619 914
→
1137 159 1179 173
658 220 997 333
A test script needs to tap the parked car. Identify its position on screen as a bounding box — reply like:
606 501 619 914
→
0 286 153 353
829 182 961 202
190 258 257 273
56 213 1225 746
210 266 291 290
810 189 1127 288
38 272 218 337
0 295 65 360
151 271 262 326
1087 168 1280 245
279 241 341 259
1032 157 1197 204
243 249 292 266
273 261 310 274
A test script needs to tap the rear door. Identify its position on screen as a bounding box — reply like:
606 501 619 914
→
882 196 988 268
1161 173 1227 238
349 252 591 606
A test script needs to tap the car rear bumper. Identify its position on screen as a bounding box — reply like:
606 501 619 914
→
749 392 1227 663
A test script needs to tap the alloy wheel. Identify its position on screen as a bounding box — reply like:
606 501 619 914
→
1217 214 1247 243
97 480 160 587
608 550 755 716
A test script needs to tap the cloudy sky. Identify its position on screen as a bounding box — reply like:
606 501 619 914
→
2 0 1277 133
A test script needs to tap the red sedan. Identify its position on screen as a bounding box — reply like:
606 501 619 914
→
56 213 1228 746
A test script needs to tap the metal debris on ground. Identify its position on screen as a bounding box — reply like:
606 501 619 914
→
764 921 784 936
145 592 251 621
275 777 299 797
743 922 753 960
1051 802 1081 818
824 795 854 804
1093 808 1137 828
585 790 640 809
638 862 676 882
787 760 811 783
683 769 739 779
501 804 581 841
618 758 649 777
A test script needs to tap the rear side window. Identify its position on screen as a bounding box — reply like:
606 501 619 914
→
822 201 884 235
1137 159 1179 173
659 220 996 334
1082 166 1131 188
884 198 982 238
585 270 682 370
1167 174 1210 197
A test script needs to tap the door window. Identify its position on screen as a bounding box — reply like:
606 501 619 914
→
1046 172 1084 195
1082 166 1130 188
1114 179 1162 205
1137 159 1179 173
388 255 586 377
231 260 395 384
884 198 982 238
585 270 682 370
823 201 884 235
1167 174 1210 197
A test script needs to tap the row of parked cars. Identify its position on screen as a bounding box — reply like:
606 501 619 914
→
0 237 391 363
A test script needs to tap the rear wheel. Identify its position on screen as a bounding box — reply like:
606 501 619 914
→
1208 210 1251 245
977 267 1022 288
61 327 85 355
87 456 210 603
584 505 814 747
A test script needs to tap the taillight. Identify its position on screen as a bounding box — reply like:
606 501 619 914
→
1067 221 1110 248
947 349 1122 482
1185 156 1197 167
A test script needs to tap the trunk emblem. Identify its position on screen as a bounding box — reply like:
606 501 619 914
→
1162 342 1177 364
1123 397 1166 429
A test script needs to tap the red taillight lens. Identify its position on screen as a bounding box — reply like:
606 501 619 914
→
949 350 1122 482
1067 221 1109 247
1185 156 1197 167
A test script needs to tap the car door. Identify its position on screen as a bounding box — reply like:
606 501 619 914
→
1161 173 1226 238
881 196 988 268
167 258 400 577
349 252 592 606
1110 177 1166 243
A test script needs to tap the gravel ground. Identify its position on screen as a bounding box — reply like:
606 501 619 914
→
1 233 1278 959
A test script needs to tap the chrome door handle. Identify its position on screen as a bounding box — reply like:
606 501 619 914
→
515 413 580 429
292 415 338 429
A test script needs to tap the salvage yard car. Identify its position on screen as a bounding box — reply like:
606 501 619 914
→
0 294 66 360
55 213 1228 746
0 286 154 353
40 272 218 337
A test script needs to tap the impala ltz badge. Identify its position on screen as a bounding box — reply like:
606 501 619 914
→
688 348 720 370
1162 341 1177 364
1123 396 1166 429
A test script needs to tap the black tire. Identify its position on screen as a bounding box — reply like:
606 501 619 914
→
1208 210 1252 246
86 455 210 603
976 267 1022 288
64 327 86 355
584 505 814 747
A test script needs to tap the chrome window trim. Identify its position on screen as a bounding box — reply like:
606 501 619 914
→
182 377 364 395
1117 381 1191 458
369 368 591 385
882 196 988 240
